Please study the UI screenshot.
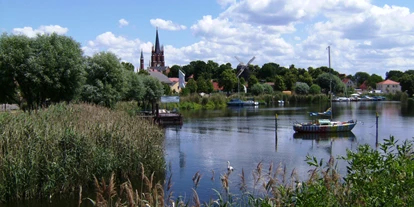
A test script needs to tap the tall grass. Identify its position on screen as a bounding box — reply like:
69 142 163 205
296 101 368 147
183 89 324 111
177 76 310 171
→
0 103 165 202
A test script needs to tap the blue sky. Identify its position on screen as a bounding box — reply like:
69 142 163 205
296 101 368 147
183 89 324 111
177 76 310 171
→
1 0 414 77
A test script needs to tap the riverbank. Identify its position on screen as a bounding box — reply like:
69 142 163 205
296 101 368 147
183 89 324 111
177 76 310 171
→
0 103 165 203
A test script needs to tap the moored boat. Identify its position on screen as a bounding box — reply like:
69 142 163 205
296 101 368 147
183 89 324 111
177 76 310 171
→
227 98 258 107
293 119 357 133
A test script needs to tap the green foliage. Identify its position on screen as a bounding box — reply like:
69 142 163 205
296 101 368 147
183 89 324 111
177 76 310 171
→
248 75 259 88
399 73 414 97
186 79 198 94
294 82 310 95
273 75 286 91
121 61 135 72
309 84 321 95
0 33 85 110
250 84 264 96
262 83 273 94
0 103 164 202
81 52 126 108
123 71 144 102
142 75 164 104
162 82 172 96
354 72 370 86
316 73 345 94
168 65 181 77
196 77 213 93
218 69 238 93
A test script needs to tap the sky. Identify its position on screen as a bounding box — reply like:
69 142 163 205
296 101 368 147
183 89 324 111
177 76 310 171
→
1 0 414 78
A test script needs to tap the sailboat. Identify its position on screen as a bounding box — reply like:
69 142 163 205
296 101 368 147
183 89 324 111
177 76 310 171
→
293 46 357 133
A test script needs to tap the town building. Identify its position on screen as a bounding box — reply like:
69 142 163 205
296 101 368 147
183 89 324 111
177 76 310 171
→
140 28 168 72
376 79 401 94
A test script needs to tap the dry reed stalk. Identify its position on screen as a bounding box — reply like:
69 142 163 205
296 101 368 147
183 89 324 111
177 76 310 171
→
192 171 202 189
211 170 215 181
78 185 82 207
221 174 229 194
192 188 201 207
239 168 247 192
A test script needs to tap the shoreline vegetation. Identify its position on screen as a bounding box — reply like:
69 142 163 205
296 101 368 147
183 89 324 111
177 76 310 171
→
0 103 165 203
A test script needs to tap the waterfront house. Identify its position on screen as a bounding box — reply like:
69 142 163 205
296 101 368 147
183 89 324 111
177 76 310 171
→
376 79 401 94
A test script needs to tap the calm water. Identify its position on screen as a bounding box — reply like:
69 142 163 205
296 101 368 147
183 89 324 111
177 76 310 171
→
164 101 414 201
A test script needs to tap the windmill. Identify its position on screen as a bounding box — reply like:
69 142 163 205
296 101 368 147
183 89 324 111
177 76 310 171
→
234 56 255 94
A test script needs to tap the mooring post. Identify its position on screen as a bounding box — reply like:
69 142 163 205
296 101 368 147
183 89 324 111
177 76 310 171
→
275 114 278 151
376 112 379 147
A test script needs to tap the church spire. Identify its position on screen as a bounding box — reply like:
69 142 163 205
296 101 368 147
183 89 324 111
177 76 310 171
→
154 27 161 54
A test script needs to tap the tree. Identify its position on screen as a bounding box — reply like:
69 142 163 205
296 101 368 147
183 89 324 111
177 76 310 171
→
315 73 344 94
250 84 264 96
399 74 414 97
218 69 237 93
162 82 172 95
124 71 144 102
354 72 370 86
273 75 286 91
248 75 259 89
309 84 321 95
168 65 181 77
197 77 209 93
142 75 164 110
294 82 310 95
81 52 126 108
367 74 384 89
385 70 404 81
185 79 198 94
262 83 273 94
121 62 135 72
0 33 85 110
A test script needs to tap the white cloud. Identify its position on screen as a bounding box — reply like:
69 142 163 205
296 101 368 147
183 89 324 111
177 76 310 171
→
12 25 68 37
119 18 129 27
150 18 187 31
80 0 414 77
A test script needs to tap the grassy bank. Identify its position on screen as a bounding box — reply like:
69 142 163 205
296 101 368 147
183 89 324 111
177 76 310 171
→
0 103 165 202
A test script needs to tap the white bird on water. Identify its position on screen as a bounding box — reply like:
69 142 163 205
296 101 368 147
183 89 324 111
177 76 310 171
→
227 161 234 171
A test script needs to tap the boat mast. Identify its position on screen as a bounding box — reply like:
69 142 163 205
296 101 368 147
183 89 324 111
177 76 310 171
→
327 46 332 120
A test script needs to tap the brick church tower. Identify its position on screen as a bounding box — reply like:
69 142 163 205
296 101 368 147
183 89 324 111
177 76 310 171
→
151 28 165 68
139 28 167 72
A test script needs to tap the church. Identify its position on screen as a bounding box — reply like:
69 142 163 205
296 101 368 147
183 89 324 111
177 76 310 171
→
140 28 168 72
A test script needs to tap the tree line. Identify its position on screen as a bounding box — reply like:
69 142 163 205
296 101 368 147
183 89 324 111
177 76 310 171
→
2 33 413 112
169 60 414 97
0 33 164 111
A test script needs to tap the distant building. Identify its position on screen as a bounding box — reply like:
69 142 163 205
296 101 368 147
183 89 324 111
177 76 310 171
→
342 78 355 89
148 69 172 84
376 79 401 94
140 28 168 72
169 77 181 93
359 81 369 91
212 80 223 92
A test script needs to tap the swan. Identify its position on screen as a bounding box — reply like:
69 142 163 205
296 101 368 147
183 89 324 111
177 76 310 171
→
227 161 234 171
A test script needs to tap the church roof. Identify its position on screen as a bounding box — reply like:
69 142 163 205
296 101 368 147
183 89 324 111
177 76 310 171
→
148 69 172 84
155 28 161 54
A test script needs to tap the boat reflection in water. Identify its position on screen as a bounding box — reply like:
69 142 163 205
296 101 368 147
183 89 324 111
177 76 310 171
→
293 131 356 141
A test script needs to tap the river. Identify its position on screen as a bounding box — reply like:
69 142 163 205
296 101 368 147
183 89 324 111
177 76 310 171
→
164 101 414 202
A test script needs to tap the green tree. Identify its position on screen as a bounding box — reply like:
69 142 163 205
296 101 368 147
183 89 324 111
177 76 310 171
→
262 83 273 94
354 72 370 86
250 84 264 96
142 75 164 108
186 79 198 94
367 74 384 89
399 74 414 96
197 77 209 93
316 73 344 94
274 75 286 91
248 75 259 89
309 84 321 95
294 82 310 95
0 33 85 110
162 82 172 95
168 65 181 78
386 70 404 81
124 71 144 102
218 69 237 93
121 62 135 72
81 52 126 108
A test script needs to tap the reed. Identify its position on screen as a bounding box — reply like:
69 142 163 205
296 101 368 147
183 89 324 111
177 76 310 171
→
0 103 165 202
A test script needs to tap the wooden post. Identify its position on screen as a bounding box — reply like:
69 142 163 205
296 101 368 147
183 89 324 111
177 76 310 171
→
275 114 278 151
376 112 379 147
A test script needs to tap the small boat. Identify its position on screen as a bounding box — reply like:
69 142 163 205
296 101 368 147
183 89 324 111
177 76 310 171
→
293 119 357 133
293 131 356 140
227 98 258 107
309 107 332 117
